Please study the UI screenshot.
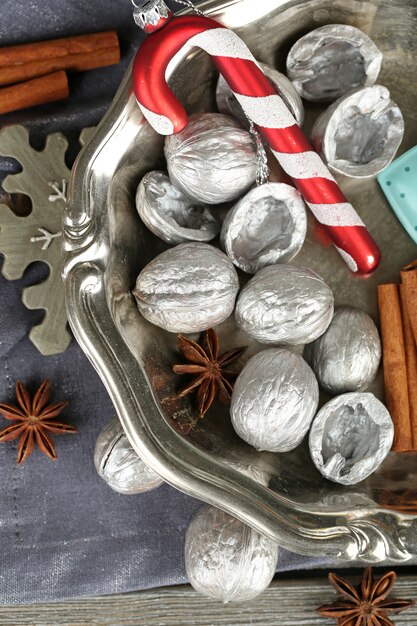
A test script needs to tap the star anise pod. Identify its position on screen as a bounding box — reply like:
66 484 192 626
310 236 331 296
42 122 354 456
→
0 380 77 463
317 567 414 626
172 328 247 419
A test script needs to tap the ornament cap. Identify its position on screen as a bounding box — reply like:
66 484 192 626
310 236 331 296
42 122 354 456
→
133 0 173 33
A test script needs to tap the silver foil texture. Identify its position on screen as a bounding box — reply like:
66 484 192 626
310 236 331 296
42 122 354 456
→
221 183 307 274
231 349 319 452
305 306 381 395
286 24 382 102
134 242 240 333
165 113 257 204
216 62 304 127
309 393 394 485
235 265 334 345
185 505 278 603
94 418 164 494
312 85 404 178
136 171 220 244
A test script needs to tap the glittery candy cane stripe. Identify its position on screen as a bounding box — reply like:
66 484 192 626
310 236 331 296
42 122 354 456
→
234 93 296 129
271 150 336 182
186 27 256 61
138 103 174 135
335 247 359 273
307 202 366 228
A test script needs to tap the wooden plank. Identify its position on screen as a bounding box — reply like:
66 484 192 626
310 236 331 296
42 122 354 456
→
0 576 416 625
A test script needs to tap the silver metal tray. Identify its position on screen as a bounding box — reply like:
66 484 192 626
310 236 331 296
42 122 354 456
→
63 0 417 563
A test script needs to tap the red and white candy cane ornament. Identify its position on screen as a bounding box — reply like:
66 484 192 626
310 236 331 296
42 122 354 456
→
132 1 381 274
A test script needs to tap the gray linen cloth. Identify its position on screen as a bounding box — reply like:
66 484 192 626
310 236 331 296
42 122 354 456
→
0 0 328 604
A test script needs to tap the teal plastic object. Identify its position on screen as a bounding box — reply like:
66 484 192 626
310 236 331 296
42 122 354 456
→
377 145 417 245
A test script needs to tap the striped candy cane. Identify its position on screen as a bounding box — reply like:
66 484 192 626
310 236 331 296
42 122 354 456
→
132 13 381 274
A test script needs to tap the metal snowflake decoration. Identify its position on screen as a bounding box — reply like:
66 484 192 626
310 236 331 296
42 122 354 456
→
0 125 92 355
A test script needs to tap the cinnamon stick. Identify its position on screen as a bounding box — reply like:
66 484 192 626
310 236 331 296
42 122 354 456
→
399 284 417 449
0 46 120 87
377 283 413 452
401 263 417 347
0 71 69 115
0 31 119 67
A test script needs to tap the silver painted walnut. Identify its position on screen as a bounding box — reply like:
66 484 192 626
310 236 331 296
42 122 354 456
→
94 418 164 495
231 348 319 452
286 24 382 102
185 505 278 603
134 242 240 333
235 264 334 345
221 183 307 274
165 112 257 204
136 171 220 245
309 393 394 485
311 85 404 178
305 306 381 395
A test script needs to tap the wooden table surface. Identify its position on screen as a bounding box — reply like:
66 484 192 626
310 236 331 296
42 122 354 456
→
1 574 416 625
